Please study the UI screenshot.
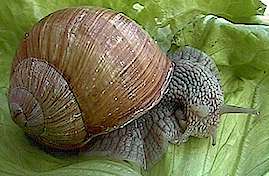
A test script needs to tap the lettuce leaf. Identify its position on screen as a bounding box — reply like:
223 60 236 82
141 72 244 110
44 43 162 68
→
149 14 269 176
0 0 268 176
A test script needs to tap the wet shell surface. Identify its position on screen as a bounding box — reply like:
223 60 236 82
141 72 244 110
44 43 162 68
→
9 7 173 149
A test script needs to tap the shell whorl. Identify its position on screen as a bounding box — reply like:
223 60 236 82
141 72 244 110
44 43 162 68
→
9 58 88 149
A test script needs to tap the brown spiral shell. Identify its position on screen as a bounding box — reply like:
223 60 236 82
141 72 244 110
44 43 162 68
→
9 7 173 149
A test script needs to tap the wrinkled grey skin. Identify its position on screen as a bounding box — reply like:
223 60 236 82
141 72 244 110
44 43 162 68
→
88 46 224 169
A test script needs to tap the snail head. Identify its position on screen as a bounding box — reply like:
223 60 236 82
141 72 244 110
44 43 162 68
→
170 47 259 145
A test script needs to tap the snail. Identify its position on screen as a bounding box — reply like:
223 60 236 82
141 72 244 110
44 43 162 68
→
8 7 258 169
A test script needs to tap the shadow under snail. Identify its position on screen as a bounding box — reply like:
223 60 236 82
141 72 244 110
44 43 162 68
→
8 7 258 169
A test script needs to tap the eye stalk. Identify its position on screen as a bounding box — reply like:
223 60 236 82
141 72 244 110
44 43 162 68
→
220 104 259 116
176 103 259 146
208 104 259 146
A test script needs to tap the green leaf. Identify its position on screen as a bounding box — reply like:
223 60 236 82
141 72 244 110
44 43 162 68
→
0 0 269 176
149 14 269 176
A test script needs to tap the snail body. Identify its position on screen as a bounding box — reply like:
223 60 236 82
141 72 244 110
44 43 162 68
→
8 7 257 169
